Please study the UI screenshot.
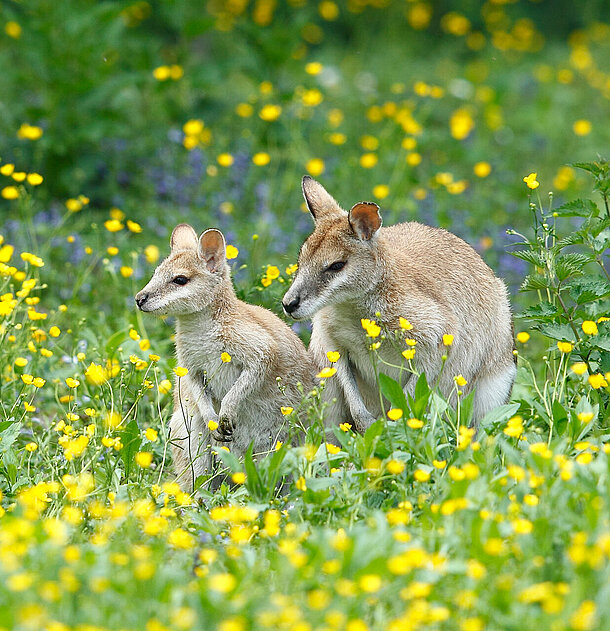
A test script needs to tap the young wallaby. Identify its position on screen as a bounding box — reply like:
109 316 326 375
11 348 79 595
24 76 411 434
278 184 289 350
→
282 176 516 432
136 224 315 491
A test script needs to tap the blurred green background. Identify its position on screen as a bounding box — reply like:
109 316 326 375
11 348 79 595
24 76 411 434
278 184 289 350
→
1 0 609 310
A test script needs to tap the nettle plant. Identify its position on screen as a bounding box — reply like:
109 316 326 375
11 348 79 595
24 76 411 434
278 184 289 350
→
510 160 610 434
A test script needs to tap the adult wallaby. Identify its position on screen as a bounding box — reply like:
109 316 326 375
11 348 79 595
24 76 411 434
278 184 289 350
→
136 224 314 491
282 176 515 432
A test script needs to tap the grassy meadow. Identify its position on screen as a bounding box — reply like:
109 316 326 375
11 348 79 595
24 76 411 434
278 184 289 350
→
0 1 609 630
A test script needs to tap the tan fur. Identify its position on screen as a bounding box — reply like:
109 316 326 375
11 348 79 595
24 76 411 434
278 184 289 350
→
283 177 516 432
136 225 314 492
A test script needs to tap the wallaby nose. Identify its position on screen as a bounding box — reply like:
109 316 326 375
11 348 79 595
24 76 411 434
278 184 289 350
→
135 293 149 309
283 296 300 315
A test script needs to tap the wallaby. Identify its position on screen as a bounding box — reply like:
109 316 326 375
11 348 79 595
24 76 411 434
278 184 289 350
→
136 224 315 491
282 176 516 432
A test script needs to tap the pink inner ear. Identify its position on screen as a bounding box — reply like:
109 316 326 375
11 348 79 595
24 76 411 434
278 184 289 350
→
349 202 381 240
199 230 226 272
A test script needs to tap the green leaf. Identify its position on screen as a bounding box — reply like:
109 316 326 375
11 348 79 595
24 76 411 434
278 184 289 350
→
552 232 583 253
412 373 431 419
120 418 141 479
478 403 520 434
106 329 128 357
520 274 550 292
566 277 610 304
553 198 599 218
378 373 408 414
518 302 559 321
537 323 576 343
555 252 592 281
569 161 604 177
511 250 546 266
243 445 264 500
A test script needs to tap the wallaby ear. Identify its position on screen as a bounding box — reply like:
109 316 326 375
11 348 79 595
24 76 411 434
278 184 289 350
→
348 202 382 241
302 176 345 222
198 229 226 273
170 224 198 251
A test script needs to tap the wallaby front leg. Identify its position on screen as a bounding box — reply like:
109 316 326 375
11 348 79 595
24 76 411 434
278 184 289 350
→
336 357 377 433
216 367 266 441
182 373 217 425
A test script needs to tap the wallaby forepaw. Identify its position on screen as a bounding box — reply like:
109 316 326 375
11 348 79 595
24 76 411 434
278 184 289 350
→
213 415 234 442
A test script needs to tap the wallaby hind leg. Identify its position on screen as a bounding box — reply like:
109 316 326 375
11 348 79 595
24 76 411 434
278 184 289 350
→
472 363 517 424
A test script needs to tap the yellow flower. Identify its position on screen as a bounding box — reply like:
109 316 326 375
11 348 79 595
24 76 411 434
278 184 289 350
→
1 186 19 200
572 120 592 136
402 349 416 360
135 452 153 468
280 407 293 416
158 379 172 394
386 459 405 475
442 333 454 346
359 574 382 593
120 266 133 278
450 108 474 140
473 161 492 177
317 367 337 379
144 245 160 264
577 412 594 424
217 153 234 167
208 573 237 593
516 331 530 343
153 65 171 80
208 420 219 431
454 374 467 387
259 104 282 121
145 428 158 441
339 422 352 432
221 352 232 363
582 320 598 335
359 153 378 168
523 172 539 189
183 119 204 136
387 408 403 421
407 417 423 429
5 21 21 38
306 158 325 177
15 356 28 367
235 103 253 117
65 198 83 212
266 265 280 279
414 468 431 482
27 173 43 186
174 367 188 377
126 220 142 233
588 374 607 389
104 219 124 232
326 351 340 363
399 317 413 330
220 244 238 262
557 341 573 353
372 184 389 199
25 442 38 452
326 443 341 455
49 325 61 337
232 472 246 484
571 362 587 375
305 61 323 75
17 123 43 140
295 476 307 491
252 152 270 166
65 377 80 388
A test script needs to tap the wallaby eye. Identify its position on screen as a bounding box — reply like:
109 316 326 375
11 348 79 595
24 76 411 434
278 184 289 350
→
171 275 189 286
326 261 346 273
